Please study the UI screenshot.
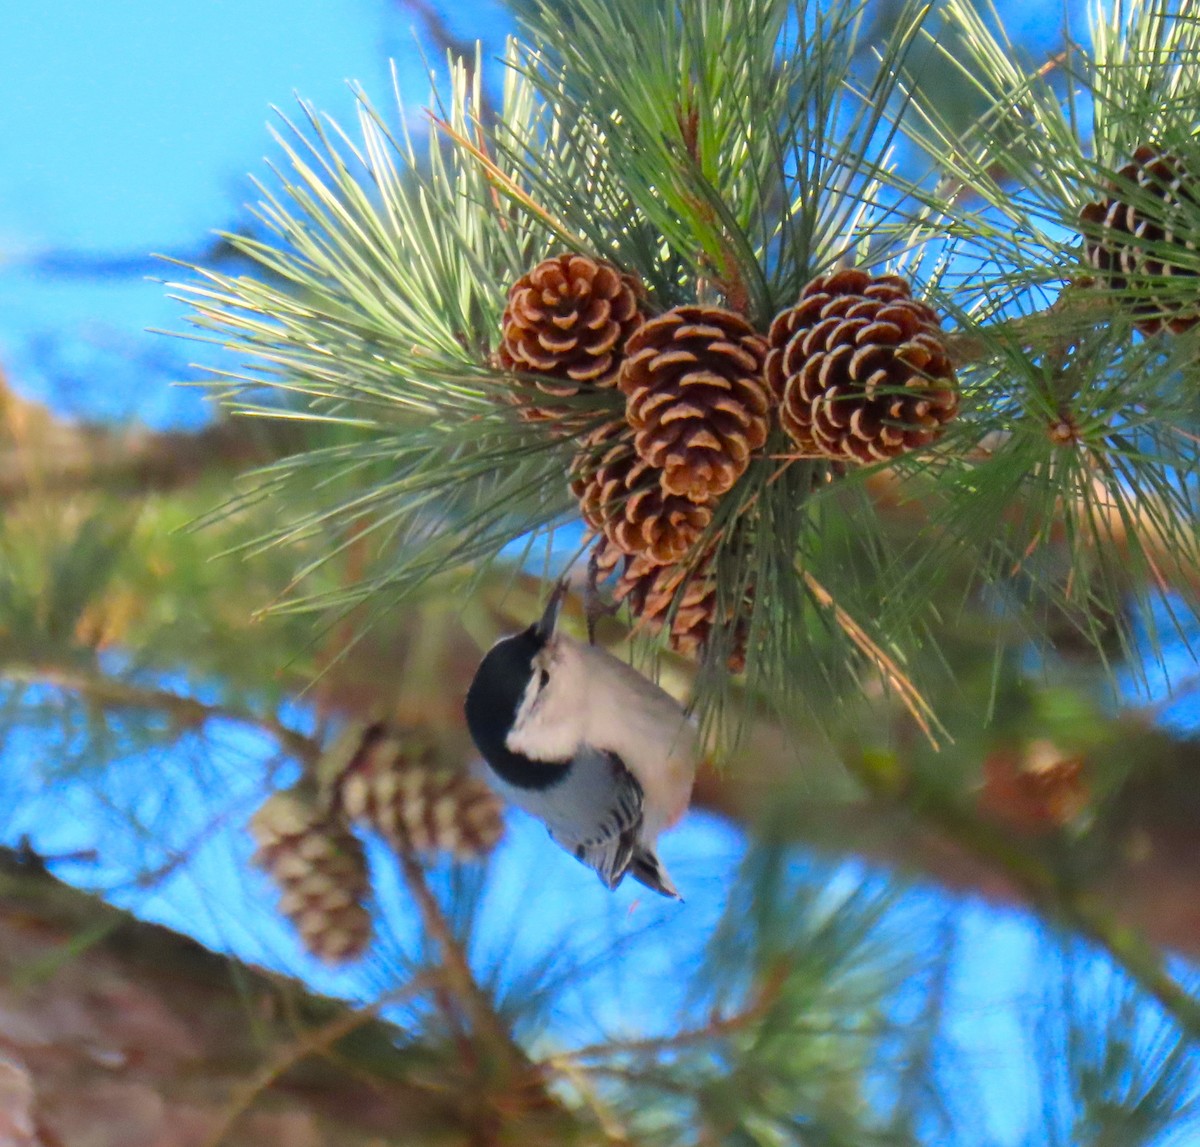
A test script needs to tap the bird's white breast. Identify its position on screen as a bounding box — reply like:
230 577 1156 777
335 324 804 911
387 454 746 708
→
505 633 697 839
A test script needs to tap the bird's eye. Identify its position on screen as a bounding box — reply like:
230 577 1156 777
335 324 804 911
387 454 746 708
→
539 669 550 691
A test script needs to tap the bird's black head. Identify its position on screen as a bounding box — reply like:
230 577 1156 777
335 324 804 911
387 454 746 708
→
463 583 567 790
465 625 542 764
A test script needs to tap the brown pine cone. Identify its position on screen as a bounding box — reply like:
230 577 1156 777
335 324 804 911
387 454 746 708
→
766 269 958 463
328 723 504 860
616 554 749 672
250 789 372 963
570 419 714 565
1079 146 1200 334
500 254 644 421
619 306 770 502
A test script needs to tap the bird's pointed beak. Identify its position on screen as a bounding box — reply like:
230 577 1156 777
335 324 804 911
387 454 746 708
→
533 578 568 641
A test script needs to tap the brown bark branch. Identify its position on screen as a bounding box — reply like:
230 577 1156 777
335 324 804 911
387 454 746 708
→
0 850 467 1146
692 717 1200 1023
841 766 1200 1040
203 976 437 1147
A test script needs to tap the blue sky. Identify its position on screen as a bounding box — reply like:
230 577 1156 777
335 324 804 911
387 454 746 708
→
0 2 1195 1144
0 0 508 424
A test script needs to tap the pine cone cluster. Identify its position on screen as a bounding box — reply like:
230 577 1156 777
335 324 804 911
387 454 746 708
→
500 254 644 422
328 722 504 859
765 269 959 463
250 789 373 963
249 725 503 962
569 303 765 669
498 254 958 672
1079 146 1200 334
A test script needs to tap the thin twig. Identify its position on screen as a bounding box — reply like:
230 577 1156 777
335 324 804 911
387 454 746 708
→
943 290 1116 368
1 662 320 765
203 975 433 1147
887 913 957 1139
18 664 316 762
396 848 527 1072
553 962 790 1065
115 750 296 892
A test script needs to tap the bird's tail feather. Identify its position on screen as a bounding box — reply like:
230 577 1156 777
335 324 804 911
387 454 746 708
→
573 834 681 900
575 828 637 891
628 846 681 900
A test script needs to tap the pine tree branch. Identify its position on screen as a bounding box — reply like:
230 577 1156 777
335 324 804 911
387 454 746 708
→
0 849 469 1145
394 850 573 1144
0 662 321 766
847 759 1200 1043
546 1057 635 1146
943 289 1118 367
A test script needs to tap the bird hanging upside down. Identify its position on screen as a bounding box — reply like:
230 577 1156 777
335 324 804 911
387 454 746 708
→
464 580 697 899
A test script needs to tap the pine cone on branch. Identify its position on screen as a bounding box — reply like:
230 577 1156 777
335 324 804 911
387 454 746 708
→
616 553 749 672
570 419 714 565
249 789 372 963
619 306 770 502
1079 146 1200 334
325 723 504 860
766 269 958 463
500 254 644 422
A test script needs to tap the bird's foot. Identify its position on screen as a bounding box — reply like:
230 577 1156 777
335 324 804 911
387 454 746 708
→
585 548 620 645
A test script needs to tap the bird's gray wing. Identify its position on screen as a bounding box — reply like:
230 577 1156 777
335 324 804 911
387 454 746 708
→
534 746 645 889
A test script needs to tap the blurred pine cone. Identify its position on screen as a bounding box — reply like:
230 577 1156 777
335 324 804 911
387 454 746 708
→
250 789 372 963
570 419 714 565
327 723 504 860
616 553 749 672
619 306 769 501
1079 146 1200 334
500 253 644 421
766 269 958 463
978 741 1089 836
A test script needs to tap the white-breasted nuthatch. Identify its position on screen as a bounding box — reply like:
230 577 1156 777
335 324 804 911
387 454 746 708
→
464 581 697 899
